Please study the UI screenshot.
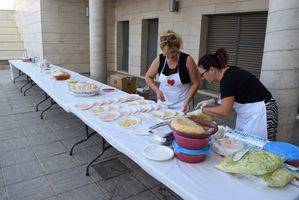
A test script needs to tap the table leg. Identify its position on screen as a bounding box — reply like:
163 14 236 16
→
36 93 50 112
13 70 25 84
20 76 31 93
23 80 36 96
69 125 97 156
40 98 56 120
86 138 111 176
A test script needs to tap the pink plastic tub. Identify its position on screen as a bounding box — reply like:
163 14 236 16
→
173 131 209 149
174 152 207 163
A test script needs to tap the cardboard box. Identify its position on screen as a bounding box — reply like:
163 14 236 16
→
110 73 136 93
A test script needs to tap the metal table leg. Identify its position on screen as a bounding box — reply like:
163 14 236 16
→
69 125 97 156
86 138 111 176
20 76 31 93
23 80 36 96
40 98 56 120
13 70 25 84
36 93 50 112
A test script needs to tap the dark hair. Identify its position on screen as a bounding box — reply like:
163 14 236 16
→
198 48 228 70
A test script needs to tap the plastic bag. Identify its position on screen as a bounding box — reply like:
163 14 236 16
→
261 167 295 188
216 148 285 176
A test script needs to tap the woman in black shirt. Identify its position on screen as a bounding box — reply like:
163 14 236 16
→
197 48 278 140
145 30 199 112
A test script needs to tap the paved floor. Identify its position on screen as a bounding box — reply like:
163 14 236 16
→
0 69 182 200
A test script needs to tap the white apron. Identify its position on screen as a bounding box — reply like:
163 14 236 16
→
158 59 191 111
233 101 268 139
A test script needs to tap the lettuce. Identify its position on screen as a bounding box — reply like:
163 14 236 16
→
261 168 295 187
216 149 285 176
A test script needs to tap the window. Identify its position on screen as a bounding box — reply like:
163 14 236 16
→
117 21 129 72
201 12 267 91
141 18 159 76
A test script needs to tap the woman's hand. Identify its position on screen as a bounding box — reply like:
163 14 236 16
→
182 99 190 113
156 90 165 102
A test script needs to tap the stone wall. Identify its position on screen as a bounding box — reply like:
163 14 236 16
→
41 0 89 73
108 0 269 77
14 0 43 59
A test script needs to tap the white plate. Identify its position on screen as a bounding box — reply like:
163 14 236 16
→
95 99 107 106
118 108 133 116
116 116 140 128
160 109 176 119
89 105 109 115
99 111 121 122
73 102 94 110
150 111 164 119
143 145 174 161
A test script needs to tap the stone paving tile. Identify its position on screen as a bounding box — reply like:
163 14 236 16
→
0 119 19 131
126 191 159 200
130 168 160 189
60 135 98 151
40 153 79 175
118 154 140 170
32 141 68 159
2 160 44 185
150 185 182 200
48 119 85 131
22 123 53 136
0 171 4 188
6 176 55 200
0 187 7 200
27 131 59 146
47 166 93 194
0 128 24 141
57 183 110 200
0 136 29 153
0 147 36 167
96 173 147 200
53 127 85 141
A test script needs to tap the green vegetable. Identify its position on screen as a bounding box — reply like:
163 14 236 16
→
261 168 295 187
216 149 285 176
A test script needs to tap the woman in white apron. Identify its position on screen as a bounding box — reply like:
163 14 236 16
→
197 48 278 140
145 30 199 112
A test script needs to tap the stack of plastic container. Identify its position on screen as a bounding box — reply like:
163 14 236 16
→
172 130 211 163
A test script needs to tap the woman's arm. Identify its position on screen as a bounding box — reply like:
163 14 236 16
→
182 56 200 112
202 96 234 116
145 57 165 101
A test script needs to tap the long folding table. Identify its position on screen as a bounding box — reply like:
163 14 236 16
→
9 60 299 200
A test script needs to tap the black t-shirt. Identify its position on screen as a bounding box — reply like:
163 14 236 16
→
158 52 191 84
220 66 272 104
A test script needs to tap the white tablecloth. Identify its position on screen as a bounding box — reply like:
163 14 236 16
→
9 60 299 200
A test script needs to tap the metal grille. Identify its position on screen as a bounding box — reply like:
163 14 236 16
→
205 12 267 91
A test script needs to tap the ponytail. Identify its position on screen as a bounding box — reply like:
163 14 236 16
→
198 48 229 70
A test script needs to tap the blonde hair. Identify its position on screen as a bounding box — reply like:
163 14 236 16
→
159 30 182 53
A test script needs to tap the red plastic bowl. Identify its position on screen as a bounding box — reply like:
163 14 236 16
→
172 130 208 139
173 131 209 149
174 152 207 163
287 160 299 167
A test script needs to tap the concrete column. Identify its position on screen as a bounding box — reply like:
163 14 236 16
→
260 0 299 141
89 0 107 83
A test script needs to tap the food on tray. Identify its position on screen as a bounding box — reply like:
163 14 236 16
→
74 102 93 110
170 116 205 135
69 82 98 92
69 82 100 96
127 94 142 101
118 96 128 103
212 137 244 156
261 167 295 188
187 109 212 121
99 111 120 122
126 101 139 106
216 149 285 176
52 70 70 80
118 117 139 128
95 99 107 106
68 77 78 83
89 105 107 114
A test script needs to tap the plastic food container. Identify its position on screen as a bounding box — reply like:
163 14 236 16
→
172 141 210 163
173 131 209 149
